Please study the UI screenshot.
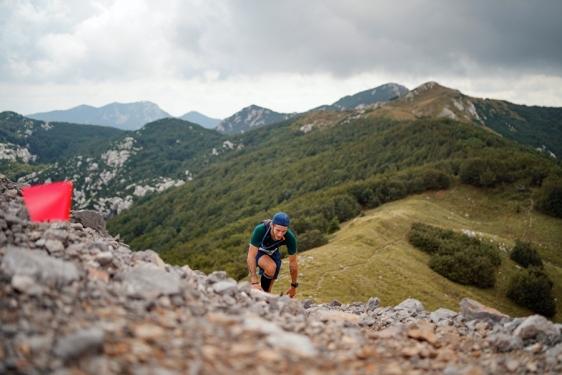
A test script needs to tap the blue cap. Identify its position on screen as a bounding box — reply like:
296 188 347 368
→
272 212 290 227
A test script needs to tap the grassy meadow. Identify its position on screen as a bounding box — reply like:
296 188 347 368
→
271 182 562 322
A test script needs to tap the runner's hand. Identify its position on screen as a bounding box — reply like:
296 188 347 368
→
251 283 263 291
285 286 297 298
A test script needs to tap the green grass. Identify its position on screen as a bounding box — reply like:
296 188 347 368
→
271 182 562 322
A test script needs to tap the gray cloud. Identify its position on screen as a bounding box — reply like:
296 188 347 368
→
1 0 561 115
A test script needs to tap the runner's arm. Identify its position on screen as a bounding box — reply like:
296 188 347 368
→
247 244 260 285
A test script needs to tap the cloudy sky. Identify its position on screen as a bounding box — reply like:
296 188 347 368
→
1 0 561 119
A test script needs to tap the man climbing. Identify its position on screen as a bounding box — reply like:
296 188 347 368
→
247 212 299 297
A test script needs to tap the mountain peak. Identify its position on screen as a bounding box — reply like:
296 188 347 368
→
178 111 222 129
216 105 298 135
381 82 482 123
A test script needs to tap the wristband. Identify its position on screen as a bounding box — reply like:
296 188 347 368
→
291 282 299 288
252 282 259 285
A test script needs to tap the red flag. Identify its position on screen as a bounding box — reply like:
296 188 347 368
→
22 181 73 222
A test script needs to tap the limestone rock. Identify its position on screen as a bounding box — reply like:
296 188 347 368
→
460 297 509 323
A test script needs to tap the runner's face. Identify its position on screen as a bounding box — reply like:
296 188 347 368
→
271 224 288 241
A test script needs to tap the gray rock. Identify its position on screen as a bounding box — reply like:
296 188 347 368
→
546 343 562 358
396 298 424 313
302 299 314 309
1 246 79 288
121 264 181 299
487 333 524 352
504 317 526 333
132 249 165 268
514 315 559 340
70 210 110 237
45 239 65 253
208 270 227 283
430 308 457 323
11 274 42 295
54 328 105 363
366 297 380 311
89 241 109 254
95 251 114 266
212 280 237 295
460 297 508 323
331 299 342 307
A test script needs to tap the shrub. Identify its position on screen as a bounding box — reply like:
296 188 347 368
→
459 158 488 186
429 253 496 288
298 230 328 252
422 169 452 191
507 267 556 317
327 216 340 234
332 195 362 223
510 240 543 268
408 222 501 288
536 177 562 218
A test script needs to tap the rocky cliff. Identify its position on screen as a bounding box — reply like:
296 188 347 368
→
1 176 562 374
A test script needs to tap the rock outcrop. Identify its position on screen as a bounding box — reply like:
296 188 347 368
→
1 174 562 374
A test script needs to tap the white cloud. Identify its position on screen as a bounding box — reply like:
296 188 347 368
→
1 0 561 117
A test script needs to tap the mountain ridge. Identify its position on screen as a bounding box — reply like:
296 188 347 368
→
27 101 172 131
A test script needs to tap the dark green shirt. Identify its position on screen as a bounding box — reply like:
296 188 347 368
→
250 222 297 255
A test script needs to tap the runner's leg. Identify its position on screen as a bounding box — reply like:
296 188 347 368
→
257 254 278 292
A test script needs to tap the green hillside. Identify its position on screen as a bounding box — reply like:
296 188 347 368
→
107 116 561 282
473 100 562 157
12 117 229 217
0 111 123 162
0 111 123 180
272 183 562 321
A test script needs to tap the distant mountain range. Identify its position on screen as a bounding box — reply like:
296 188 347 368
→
27 101 172 131
2 80 562 219
24 83 411 134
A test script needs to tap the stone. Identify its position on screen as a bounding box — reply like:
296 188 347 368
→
430 308 457 323
460 298 509 323
310 309 360 324
1 246 79 288
487 333 523 352
95 251 114 266
331 299 342 307
134 324 166 342
396 298 424 313
546 343 562 358
505 358 520 372
366 297 380 311
87 267 109 283
53 328 105 363
44 239 65 253
513 314 559 339
212 280 237 295
302 299 314 309
70 210 110 237
132 249 166 269
408 329 439 346
120 265 181 299
11 274 36 293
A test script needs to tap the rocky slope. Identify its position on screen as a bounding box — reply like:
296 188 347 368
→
1 175 562 374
